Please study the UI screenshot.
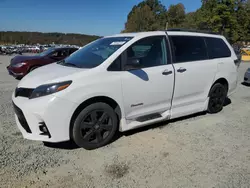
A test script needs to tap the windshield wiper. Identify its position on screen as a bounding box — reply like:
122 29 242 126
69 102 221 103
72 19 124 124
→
63 62 79 68
57 60 78 67
57 59 65 64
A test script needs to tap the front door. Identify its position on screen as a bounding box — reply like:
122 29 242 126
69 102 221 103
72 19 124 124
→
121 36 174 120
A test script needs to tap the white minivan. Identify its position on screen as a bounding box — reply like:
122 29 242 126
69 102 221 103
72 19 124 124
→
12 29 239 149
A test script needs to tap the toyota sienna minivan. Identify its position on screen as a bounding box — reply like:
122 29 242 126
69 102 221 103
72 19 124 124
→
12 29 239 149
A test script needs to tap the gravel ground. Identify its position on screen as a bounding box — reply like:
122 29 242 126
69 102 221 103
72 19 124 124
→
0 54 250 188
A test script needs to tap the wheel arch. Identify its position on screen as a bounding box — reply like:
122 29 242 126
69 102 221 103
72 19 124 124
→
209 78 229 96
69 96 122 139
28 65 41 72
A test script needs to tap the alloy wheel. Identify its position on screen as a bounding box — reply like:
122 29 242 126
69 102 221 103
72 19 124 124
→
80 110 113 144
209 85 226 112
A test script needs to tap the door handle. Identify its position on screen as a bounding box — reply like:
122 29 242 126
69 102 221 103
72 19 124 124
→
177 67 187 73
162 69 173 75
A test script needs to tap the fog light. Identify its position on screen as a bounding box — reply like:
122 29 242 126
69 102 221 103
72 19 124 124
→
39 122 51 138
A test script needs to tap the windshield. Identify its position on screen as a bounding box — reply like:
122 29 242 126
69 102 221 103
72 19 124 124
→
58 37 133 68
38 47 55 56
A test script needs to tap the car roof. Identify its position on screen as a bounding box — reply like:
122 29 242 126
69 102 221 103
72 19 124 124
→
105 31 167 38
105 30 223 39
53 46 78 49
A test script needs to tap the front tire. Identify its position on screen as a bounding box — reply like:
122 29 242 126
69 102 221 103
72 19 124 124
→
72 102 118 150
207 83 227 114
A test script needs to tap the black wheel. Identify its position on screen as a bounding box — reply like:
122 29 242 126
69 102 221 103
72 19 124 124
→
15 76 23 80
207 83 227 114
29 66 39 72
72 102 118 150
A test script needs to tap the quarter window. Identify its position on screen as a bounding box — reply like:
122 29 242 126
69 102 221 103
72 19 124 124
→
205 37 231 59
170 36 208 63
108 55 121 71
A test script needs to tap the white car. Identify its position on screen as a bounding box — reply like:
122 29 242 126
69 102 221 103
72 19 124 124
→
12 30 239 149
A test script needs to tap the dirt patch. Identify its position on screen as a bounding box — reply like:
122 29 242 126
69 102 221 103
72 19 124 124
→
162 152 170 158
12 132 22 136
104 161 129 179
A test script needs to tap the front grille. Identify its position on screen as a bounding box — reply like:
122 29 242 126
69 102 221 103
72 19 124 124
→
244 77 248 81
15 87 34 98
12 102 32 133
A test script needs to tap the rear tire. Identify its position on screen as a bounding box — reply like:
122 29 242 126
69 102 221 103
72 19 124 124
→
72 102 118 150
207 83 227 114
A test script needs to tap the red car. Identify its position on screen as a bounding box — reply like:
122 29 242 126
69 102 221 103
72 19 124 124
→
7 47 78 79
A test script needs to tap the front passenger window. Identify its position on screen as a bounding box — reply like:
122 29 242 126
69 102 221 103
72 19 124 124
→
125 36 167 68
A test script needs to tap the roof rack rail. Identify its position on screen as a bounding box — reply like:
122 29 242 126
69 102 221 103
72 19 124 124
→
166 28 219 35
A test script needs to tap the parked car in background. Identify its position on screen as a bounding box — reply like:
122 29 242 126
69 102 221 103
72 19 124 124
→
0 46 23 55
244 68 250 84
12 30 239 149
0 46 3 54
7 47 78 79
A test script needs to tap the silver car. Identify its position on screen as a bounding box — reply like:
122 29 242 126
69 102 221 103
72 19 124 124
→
244 68 250 84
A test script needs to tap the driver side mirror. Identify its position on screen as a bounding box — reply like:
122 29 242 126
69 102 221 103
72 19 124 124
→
125 58 141 71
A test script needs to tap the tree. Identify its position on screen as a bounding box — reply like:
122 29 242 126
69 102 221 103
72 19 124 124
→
236 0 250 41
167 3 185 28
123 5 157 32
122 0 250 43
0 31 99 45
196 0 239 42
122 0 167 32
179 12 198 29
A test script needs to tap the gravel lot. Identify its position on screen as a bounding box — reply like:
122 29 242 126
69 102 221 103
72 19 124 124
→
0 54 250 188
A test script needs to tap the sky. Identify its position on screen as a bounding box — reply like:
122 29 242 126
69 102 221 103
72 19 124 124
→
0 0 202 36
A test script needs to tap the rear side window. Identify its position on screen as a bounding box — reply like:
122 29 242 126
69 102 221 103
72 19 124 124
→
170 36 208 63
205 37 231 59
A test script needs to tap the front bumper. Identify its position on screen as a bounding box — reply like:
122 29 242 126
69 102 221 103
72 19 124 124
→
6 65 28 78
12 93 77 143
7 66 24 77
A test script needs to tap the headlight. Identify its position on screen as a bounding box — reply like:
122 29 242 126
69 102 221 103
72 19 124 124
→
29 81 72 99
12 62 27 68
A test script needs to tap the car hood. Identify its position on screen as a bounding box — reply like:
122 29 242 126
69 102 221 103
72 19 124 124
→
11 55 42 65
18 63 86 88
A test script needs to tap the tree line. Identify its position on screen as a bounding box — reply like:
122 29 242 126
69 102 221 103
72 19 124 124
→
0 31 99 46
123 0 250 44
